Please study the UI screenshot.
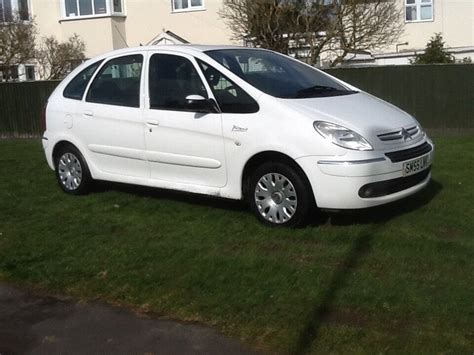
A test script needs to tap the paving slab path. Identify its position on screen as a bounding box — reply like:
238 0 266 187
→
0 283 257 355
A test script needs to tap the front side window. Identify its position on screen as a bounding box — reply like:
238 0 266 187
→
87 55 143 108
172 0 204 12
149 54 208 111
63 0 123 18
197 60 259 114
205 49 354 99
63 60 103 100
405 0 433 22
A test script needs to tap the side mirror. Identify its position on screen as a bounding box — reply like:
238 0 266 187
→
185 95 219 114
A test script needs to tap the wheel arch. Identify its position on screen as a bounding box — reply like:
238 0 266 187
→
52 140 79 163
241 150 316 205
51 140 90 174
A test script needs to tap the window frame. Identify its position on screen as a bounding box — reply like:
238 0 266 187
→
60 0 125 20
405 0 434 23
145 51 213 112
85 53 144 108
171 0 205 13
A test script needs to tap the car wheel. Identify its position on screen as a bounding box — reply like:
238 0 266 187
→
54 145 92 195
248 161 313 227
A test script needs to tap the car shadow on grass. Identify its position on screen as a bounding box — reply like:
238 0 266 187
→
92 181 248 212
293 179 442 353
93 179 443 226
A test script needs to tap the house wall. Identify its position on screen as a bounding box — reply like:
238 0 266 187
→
61 18 117 55
124 0 233 47
383 0 473 54
30 0 234 59
24 0 474 70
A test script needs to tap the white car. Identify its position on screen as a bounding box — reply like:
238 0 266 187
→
42 45 434 227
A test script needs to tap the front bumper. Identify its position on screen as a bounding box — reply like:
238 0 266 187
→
296 142 435 209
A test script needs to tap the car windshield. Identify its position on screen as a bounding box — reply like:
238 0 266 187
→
205 49 357 99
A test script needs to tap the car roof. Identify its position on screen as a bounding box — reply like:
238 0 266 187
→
93 44 264 60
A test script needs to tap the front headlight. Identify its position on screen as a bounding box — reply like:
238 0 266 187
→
313 121 373 151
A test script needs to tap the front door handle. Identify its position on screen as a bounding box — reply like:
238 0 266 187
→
83 111 94 117
146 120 159 126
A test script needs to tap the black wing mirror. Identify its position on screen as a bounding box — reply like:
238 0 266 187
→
185 95 220 114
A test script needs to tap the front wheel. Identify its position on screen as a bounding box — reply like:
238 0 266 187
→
54 145 92 195
247 162 314 227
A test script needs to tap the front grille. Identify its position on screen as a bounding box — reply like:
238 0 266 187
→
359 167 431 198
385 142 432 163
378 125 419 142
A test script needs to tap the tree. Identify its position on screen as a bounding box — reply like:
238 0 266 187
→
220 0 335 63
0 13 37 81
220 0 404 66
410 33 455 64
220 0 306 55
36 34 86 80
328 0 404 67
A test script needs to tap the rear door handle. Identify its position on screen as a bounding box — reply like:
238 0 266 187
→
83 111 94 117
146 120 159 126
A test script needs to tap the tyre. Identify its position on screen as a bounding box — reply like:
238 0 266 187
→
247 161 314 227
54 144 92 195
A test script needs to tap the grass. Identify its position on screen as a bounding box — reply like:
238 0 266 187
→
0 136 473 353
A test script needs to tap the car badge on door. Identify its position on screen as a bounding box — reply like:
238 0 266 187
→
232 125 248 132
401 128 412 141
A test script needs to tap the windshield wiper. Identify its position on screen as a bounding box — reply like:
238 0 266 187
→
294 85 357 98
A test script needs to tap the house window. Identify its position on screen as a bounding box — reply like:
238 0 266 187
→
113 0 122 13
172 0 204 12
0 0 30 22
25 65 35 81
62 0 124 18
406 0 433 22
0 65 19 81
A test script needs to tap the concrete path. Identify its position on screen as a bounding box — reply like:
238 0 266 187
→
0 283 256 355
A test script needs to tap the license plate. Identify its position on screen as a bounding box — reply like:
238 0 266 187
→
403 154 430 176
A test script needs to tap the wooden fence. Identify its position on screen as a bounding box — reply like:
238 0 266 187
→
0 64 472 138
0 81 59 138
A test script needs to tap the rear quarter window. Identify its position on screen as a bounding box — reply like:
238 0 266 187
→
63 60 103 100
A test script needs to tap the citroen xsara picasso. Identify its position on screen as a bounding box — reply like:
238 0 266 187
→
42 45 434 226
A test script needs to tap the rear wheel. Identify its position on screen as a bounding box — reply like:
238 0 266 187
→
54 144 92 195
247 161 313 227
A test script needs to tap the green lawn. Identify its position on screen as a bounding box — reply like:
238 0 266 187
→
0 137 473 353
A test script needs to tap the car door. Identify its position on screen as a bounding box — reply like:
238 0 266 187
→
143 52 227 187
75 53 149 178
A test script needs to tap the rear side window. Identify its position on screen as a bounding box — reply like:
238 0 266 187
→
148 54 208 111
63 60 103 100
197 60 259 114
86 54 143 108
